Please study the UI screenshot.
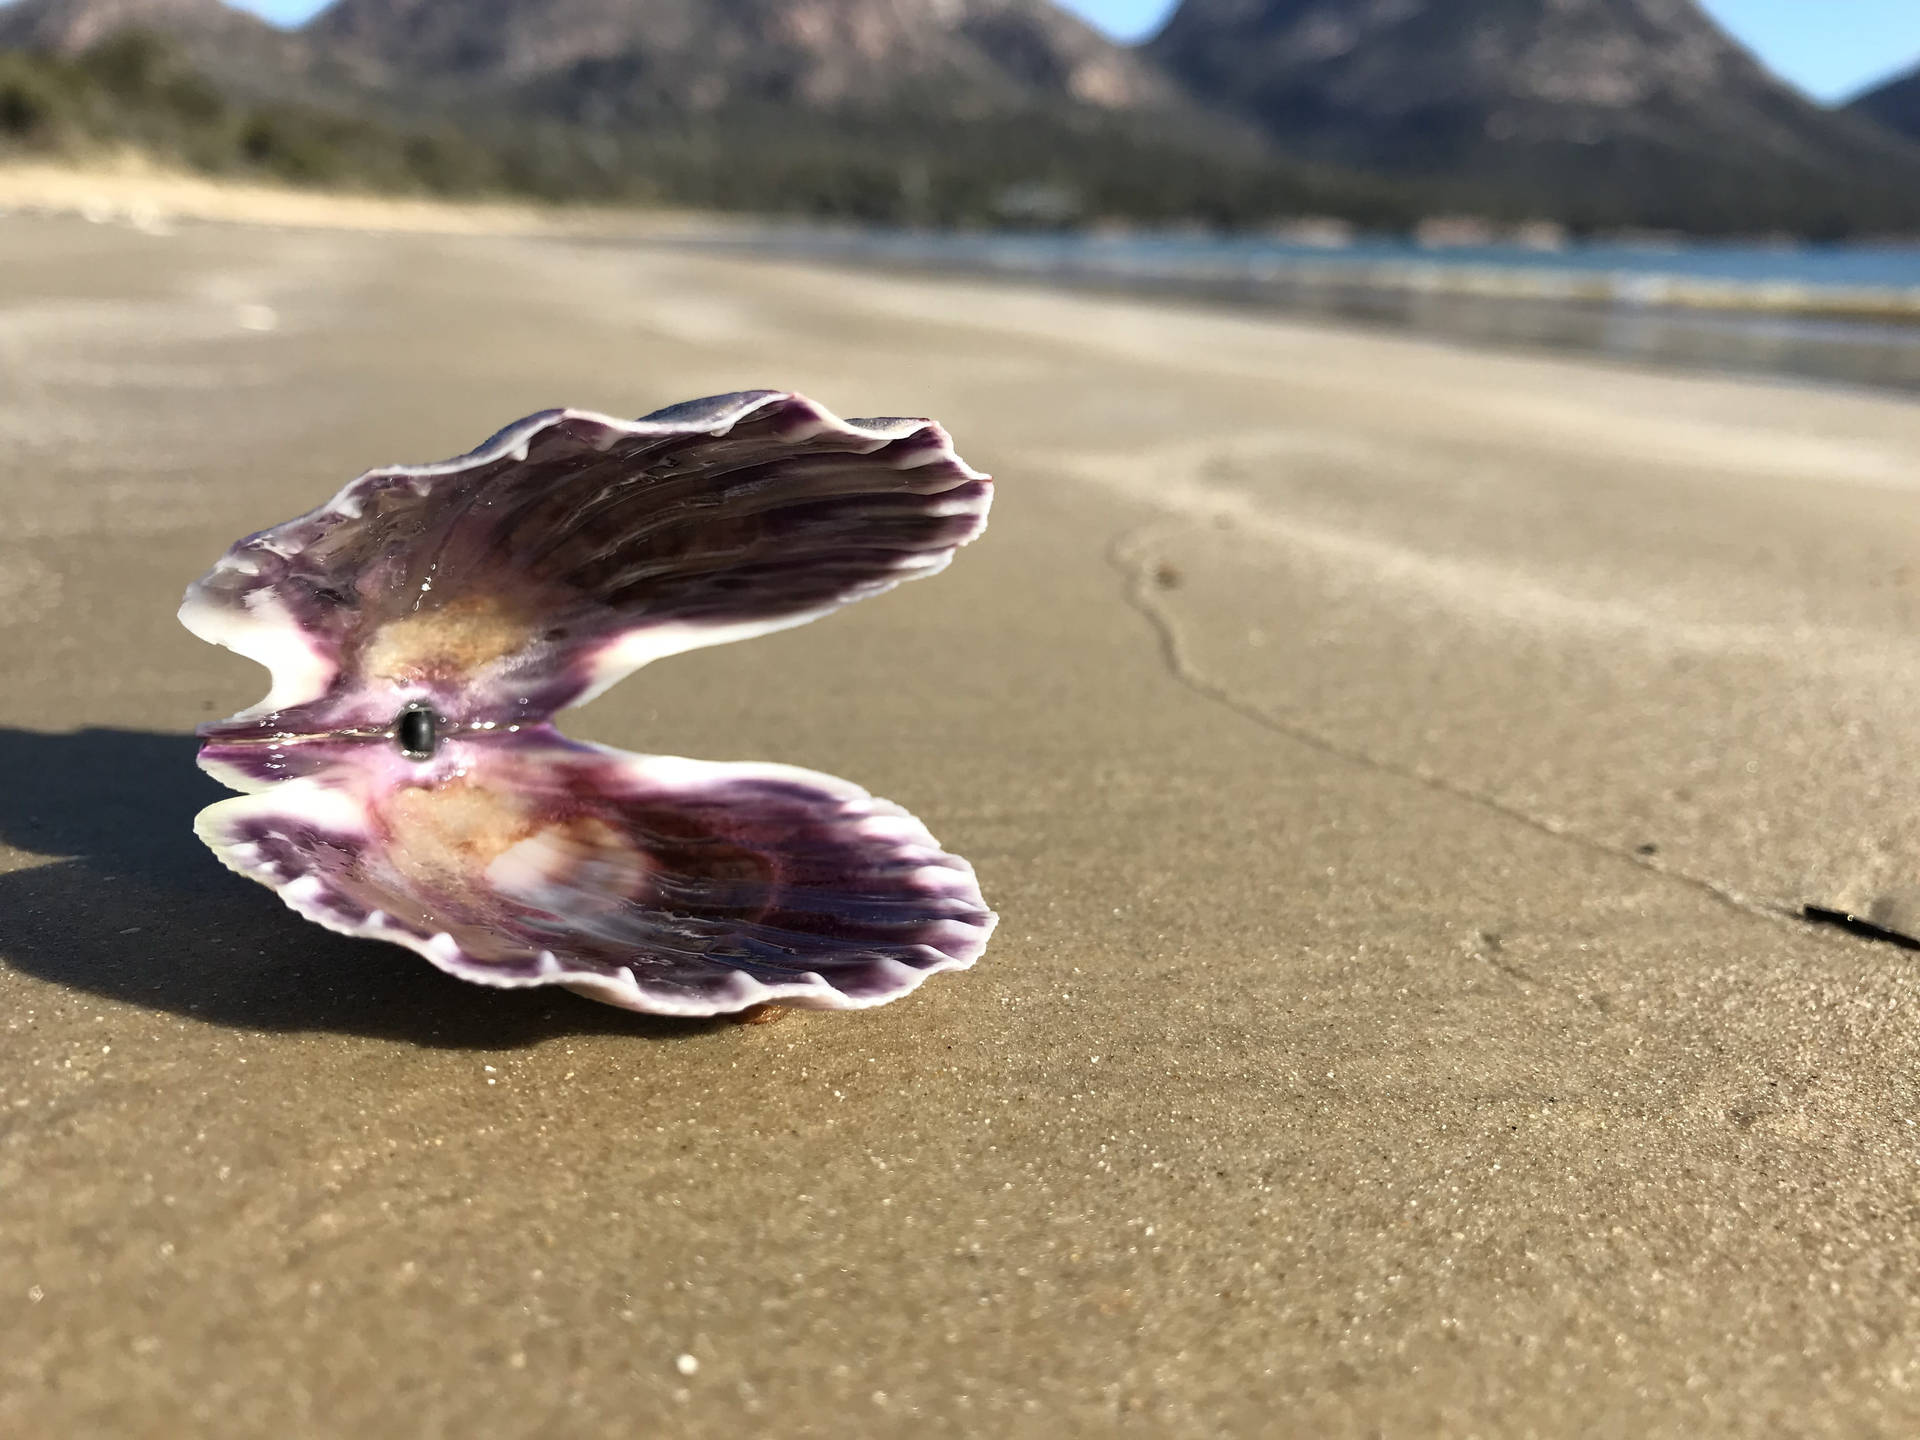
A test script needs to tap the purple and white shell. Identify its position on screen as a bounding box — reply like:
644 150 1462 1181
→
179 391 997 1016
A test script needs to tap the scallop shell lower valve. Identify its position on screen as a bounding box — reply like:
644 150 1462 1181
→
179 392 997 1016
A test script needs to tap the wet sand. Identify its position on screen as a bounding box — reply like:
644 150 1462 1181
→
5 211 1920 1436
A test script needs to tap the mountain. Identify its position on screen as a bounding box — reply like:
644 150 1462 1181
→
12 0 1906 235
0 0 1394 227
309 0 1184 119
1849 64 1920 142
0 0 311 94
0 0 256 50
296 0 1381 227
0 0 504 193
1146 0 1920 234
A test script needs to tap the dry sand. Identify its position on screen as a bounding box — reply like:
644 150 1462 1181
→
5 208 1920 1436
0 158 714 238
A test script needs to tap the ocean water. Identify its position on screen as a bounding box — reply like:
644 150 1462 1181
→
714 227 1920 395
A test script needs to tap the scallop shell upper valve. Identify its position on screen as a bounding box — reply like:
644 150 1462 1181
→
180 391 997 1016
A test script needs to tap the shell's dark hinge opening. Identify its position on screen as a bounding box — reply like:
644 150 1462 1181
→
397 706 437 761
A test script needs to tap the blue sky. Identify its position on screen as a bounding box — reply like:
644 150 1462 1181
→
232 0 1920 103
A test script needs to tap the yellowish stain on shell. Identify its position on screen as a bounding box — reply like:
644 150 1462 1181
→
381 779 535 890
360 594 535 683
378 779 650 949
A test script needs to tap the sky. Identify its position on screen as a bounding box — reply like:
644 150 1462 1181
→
231 0 1920 104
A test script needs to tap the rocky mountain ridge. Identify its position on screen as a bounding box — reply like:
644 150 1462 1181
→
308 0 1185 118
1145 0 1920 232
1849 64 1920 142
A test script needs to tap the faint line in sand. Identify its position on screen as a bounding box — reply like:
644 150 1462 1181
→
1106 517 1798 936
1071 446 1819 658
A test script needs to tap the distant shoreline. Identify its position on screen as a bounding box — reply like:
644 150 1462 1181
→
7 161 1915 395
685 226 1920 396
701 224 1920 322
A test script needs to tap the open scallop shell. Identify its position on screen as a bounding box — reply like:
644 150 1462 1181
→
181 391 996 1014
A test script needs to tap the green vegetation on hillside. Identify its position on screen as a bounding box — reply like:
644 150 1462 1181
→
477 107 1419 229
0 32 497 192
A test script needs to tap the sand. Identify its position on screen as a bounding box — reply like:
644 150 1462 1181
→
0 157 715 237
5 207 1920 1436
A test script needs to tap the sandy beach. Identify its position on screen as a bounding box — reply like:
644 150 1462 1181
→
0 159 720 238
7 206 1920 1435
